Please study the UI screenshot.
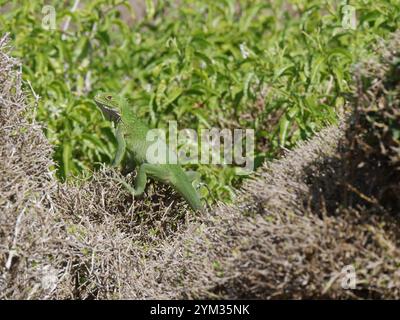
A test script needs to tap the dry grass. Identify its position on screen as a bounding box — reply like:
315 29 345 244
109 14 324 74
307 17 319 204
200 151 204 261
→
0 31 399 299
0 35 61 299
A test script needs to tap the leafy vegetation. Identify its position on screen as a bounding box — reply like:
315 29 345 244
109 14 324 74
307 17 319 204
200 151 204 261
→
1 0 399 202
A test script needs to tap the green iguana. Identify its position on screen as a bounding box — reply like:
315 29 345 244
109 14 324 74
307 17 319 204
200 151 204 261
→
94 92 202 211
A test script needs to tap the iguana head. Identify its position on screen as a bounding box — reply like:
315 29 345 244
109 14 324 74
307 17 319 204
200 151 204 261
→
94 92 121 123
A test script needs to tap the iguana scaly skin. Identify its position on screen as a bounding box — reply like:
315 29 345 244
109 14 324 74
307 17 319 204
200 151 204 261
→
94 92 202 211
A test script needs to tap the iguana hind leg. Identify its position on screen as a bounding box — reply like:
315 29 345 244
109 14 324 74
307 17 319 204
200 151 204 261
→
127 163 169 196
133 163 149 196
115 163 170 197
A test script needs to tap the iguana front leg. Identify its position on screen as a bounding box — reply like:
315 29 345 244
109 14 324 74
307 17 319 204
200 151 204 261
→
112 124 126 167
111 125 138 195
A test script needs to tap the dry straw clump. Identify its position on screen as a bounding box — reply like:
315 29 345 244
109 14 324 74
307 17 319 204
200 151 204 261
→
0 35 62 299
0 31 399 299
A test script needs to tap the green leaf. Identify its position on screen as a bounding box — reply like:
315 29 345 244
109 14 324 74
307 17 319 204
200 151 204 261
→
279 115 291 147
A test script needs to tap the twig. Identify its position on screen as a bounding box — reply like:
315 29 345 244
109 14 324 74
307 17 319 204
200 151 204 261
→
25 79 40 105
6 208 26 270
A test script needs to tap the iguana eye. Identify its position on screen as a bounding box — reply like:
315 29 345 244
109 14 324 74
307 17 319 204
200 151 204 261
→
107 95 112 100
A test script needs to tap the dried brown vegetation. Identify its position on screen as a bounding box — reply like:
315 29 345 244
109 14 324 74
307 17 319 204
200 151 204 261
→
0 32 399 299
0 36 61 299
